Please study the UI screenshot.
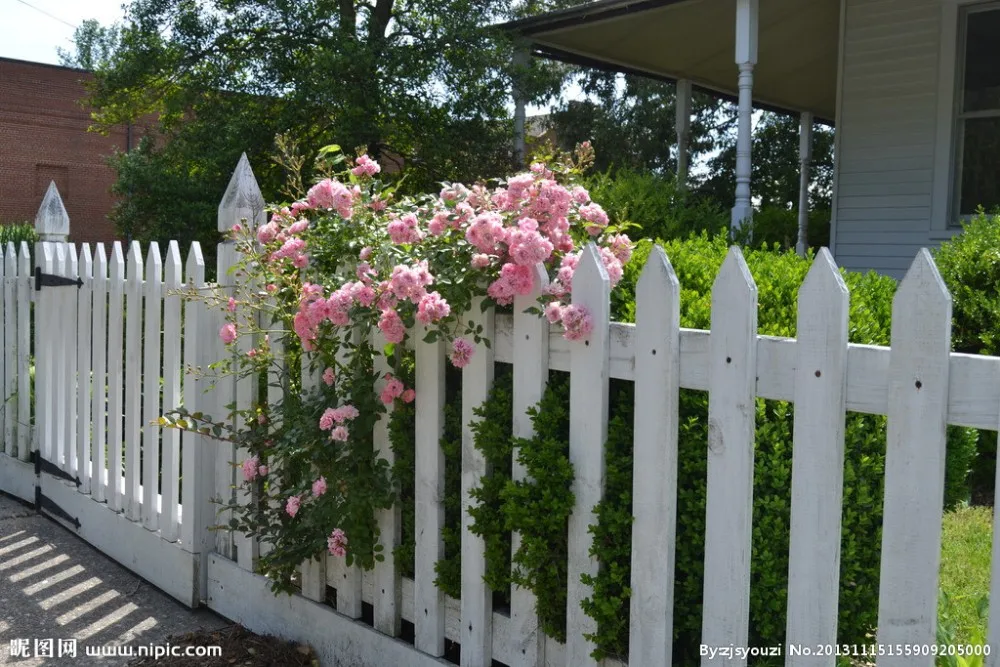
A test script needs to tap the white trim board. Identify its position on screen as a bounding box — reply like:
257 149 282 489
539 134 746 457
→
0 455 34 504
207 555 453 667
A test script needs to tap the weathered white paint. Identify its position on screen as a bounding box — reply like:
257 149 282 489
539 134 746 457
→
785 249 849 666
107 243 126 512
373 331 401 637
629 246 680 667
0 245 6 451
876 250 951 667
3 243 16 458
510 264 549 667
701 247 758 667
301 556 327 603
233 263 258 573
0 452 33 503
76 244 93 494
796 112 814 257
218 153 266 233
213 243 238 560
414 331 446 657
461 300 495 667
161 241 183 542
53 243 69 471
566 244 610 667
142 243 163 530
35 243 54 462
91 244 108 502
124 242 144 521
208 556 452 667
16 242 31 462
731 0 758 230
34 181 69 242
40 472 199 607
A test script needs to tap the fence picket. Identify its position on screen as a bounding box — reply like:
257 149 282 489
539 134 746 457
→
509 264 549 667
77 244 93 494
700 246 758 667
161 241 183 541
107 243 126 510
629 245 681 667
124 242 144 521
142 243 163 530
92 244 108 502
3 243 15 457
876 250 951 667
181 243 209 556
16 242 30 461
461 300 496 666
373 332 400 636
213 243 237 560
566 243 611 667
35 243 54 462
299 356 327 600
65 245 80 475
415 331 446 657
786 249 849 665
52 243 70 470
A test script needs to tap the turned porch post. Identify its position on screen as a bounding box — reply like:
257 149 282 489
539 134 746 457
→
732 0 758 230
676 79 692 186
513 48 529 166
796 112 814 256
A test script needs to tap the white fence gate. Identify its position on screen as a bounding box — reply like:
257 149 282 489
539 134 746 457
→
3 158 1000 667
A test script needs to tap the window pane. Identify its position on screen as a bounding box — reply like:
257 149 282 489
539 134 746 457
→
963 8 1000 112
959 117 1000 215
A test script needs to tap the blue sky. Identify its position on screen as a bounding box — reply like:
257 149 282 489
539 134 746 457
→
0 0 126 65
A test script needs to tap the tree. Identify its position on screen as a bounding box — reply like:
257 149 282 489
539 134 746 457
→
77 0 578 250
57 19 121 71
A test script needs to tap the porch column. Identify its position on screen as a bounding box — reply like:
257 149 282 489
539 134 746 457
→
732 0 758 230
796 112 814 256
513 48 529 166
676 79 692 186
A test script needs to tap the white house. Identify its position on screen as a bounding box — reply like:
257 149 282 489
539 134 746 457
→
503 0 1000 277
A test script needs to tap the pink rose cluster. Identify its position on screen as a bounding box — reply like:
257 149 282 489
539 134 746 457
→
319 403 360 442
351 155 381 178
380 373 415 405
327 528 348 557
241 455 268 482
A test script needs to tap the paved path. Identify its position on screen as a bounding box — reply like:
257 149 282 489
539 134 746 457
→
0 493 228 666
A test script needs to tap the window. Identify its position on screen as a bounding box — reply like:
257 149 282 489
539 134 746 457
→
954 4 1000 220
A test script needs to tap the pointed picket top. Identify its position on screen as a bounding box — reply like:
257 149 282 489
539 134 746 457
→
145 242 163 282
218 153 266 233
127 241 144 280
110 242 126 281
186 241 205 285
79 243 93 282
35 181 70 242
526 261 549 297
94 242 107 277
571 242 611 315
894 249 951 326
165 241 182 288
712 246 756 301
5 242 16 275
19 242 31 276
637 244 680 308
799 248 848 316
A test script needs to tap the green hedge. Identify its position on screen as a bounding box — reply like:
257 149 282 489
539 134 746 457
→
0 223 39 247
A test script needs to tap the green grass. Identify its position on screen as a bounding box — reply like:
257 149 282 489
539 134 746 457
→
938 504 991 660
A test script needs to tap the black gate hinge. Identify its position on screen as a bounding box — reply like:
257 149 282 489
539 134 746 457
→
34 266 83 291
34 487 81 530
31 451 81 487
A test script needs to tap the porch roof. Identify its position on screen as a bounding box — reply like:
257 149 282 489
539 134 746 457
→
501 0 841 123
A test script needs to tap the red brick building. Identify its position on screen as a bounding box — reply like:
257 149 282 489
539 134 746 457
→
0 57 129 246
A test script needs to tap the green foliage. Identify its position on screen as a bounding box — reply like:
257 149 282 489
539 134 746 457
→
591 234 979 661
581 167 728 242
434 368 464 599
933 211 1000 496
0 223 39 247
466 366 514 600
937 505 992 662
500 372 574 641
580 379 635 662
734 206 832 251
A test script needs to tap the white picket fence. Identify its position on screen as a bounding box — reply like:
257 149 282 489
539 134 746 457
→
3 158 1000 667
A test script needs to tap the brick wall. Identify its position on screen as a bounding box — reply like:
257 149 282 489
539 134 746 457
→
0 57 128 247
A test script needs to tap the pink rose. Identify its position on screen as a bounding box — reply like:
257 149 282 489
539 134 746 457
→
219 323 237 345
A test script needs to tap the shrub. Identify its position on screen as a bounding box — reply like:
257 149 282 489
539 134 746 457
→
0 222 39 247
933 212 1000 496
734 206 831 250
581 168 728 241
597 234 977 660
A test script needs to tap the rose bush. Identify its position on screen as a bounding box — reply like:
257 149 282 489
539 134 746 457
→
163 142 633 592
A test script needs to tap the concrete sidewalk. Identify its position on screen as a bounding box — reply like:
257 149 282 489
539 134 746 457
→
0 493 228 666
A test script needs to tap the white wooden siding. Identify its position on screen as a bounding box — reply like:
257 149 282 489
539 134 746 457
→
833 0 960 277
